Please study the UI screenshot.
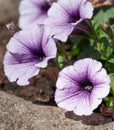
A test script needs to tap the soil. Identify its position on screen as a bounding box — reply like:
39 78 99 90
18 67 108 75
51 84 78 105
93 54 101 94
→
0 24 57 106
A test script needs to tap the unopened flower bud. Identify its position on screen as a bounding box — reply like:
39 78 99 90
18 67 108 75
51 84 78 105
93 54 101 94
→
101 21 114 38
101 21 109 31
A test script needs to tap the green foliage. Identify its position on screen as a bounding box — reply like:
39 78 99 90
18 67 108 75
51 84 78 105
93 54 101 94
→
105 97 113 107
69 36 82 57
95 37 113 59
110 73 114 95
78 42 101 60
93 7 114 26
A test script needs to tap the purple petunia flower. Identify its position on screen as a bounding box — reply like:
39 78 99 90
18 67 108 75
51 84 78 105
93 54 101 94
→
18 0 51 29
45 0 94 42
55 58 110 116
3 25 57 86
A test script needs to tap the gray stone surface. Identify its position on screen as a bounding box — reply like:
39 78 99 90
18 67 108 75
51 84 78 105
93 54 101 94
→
0 0 19 24
0 91 114 130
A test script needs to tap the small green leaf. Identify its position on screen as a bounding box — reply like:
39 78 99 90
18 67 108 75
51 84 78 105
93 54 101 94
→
58 55 63 63
108 58 114 63
93 7 114 26
105 97 113 107
109 73 114 95
78 44 101 60
57 55 64 68
96 37 113 59
69 35 82 44
105 62 114 73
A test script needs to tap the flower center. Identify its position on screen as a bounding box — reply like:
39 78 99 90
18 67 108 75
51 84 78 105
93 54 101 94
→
79 79 93 92
40 2 50 12
70 11 80 23
32 48 45 61
85 85 93 91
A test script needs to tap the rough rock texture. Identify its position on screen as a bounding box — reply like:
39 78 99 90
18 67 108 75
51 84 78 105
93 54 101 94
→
0 0 19 24
0 91 114 130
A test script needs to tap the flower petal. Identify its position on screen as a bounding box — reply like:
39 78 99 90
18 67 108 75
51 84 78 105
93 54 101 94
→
73 92 93 116
73 59 90 82
3 51 39 86
90 68 110 85
43 37 57 58
90 93 102 110
7 25 44 54
58 0 81 14
55 87 81 111
56 66 80 89
19 0 50 28
80 0 93 19
87 58 102 78
92 84 110 98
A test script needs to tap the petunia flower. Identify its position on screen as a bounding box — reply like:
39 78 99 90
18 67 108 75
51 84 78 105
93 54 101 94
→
55 58 110 116
45 0 94 42
3 25 57 86
18 0 51 29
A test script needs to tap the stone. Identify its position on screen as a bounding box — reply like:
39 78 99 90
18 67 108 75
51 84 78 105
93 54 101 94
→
0 0 19 24
0 91 114 130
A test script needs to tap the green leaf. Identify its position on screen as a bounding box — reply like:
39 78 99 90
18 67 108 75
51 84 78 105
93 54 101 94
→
109 73 114 95
58 55 63 63
70 45 80 57
108 58 114 63
96 37 113 59
105 62 114 73
93 7 114 26
69 35 82 44
78 44 101 60
57 55 64 68
105 97 113 107
69 36 83 58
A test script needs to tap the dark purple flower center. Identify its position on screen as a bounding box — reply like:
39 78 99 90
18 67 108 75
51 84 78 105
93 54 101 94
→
79 79 93 92
40 2 50 13
32 48 45 61
30 45 45 62
11 46 45 64
60 4 81 24
69 11 80 23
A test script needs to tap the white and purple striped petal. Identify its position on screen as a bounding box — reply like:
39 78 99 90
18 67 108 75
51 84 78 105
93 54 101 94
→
19 0 51 29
